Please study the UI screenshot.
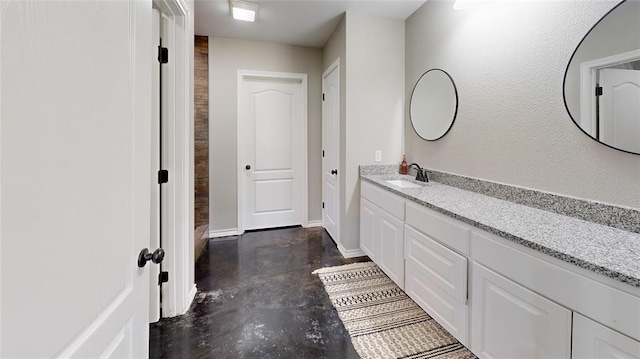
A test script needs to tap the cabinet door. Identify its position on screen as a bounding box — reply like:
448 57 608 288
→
471 263 571 359
377 208 404 289
573 313 640 359
360 197 377 261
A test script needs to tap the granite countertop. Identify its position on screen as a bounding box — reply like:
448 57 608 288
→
360 173 640 288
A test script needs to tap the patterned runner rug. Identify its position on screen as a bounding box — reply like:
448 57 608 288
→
313 262 477 359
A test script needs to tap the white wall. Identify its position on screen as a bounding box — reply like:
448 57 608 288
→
323 16 347 184
322 13 404 252
208 37 323 232
405 0 640 209
343 13 405 251
323 16 347 248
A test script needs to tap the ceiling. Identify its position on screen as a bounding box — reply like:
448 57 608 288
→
194 0 427 48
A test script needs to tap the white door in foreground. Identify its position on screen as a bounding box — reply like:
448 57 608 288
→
1 1 152 357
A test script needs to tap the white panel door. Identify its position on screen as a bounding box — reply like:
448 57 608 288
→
573 313 640 359
599 68 640 153
1 1 151 358
239 73 305 230
377 209 404 289
359 198 377 261
322 61 340 242
471 263 572 359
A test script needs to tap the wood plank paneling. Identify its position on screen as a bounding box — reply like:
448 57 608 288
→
194 35 209 229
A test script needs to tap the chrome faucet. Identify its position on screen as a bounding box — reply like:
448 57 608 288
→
409 163 428 182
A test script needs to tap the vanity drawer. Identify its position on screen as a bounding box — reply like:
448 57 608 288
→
361 181 405 220
405 201 470 255
405 252 468 345
404 225 469 345
405 225 467 303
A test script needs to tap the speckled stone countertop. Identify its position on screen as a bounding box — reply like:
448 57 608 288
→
360 171 640 288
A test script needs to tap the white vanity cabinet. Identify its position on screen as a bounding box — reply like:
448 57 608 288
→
358 178 640 359
471 263 572 359
359 181 405 288
471 229 640 359
572 313 640 359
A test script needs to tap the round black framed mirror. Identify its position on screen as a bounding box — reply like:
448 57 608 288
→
563 0 640 155
409 69 459 141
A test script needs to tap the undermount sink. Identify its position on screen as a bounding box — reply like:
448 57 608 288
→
385 179 424 189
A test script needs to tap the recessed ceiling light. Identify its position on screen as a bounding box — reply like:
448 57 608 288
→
230 0 258 22
453 0 467 10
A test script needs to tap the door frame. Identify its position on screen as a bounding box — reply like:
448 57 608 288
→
321 58 341 246
151 0 196 319
236 70 309 235
150 6 161 324
580 48 640 137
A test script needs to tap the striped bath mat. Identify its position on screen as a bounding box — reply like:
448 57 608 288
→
313 262 476 359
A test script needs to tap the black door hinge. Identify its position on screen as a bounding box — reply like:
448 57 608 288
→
322 150 325 157
158 46 168 64
158 271 169 285
158 170 169 184
595 86 603 96
322 93 325 101
322 202 325 209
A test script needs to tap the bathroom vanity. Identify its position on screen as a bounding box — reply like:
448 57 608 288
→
360 165 640 359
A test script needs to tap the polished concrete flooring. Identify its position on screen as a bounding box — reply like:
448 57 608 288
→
149 226 369 358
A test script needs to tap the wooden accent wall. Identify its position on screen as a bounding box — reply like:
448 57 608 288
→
194 35 209 228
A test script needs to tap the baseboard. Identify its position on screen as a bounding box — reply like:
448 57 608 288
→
304 220 322 228
209 228 241 238
194 225 209 260
195 224 209 239
337 243 366 259
186 284 197 311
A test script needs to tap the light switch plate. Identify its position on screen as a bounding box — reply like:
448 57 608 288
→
375 150 382 162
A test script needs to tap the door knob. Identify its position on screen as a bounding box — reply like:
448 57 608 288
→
245 165 251 170
138 248 165 268
331 169 338 175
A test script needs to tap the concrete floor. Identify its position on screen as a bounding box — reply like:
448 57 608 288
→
150 226 369 358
